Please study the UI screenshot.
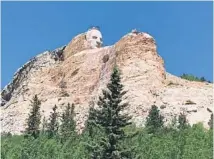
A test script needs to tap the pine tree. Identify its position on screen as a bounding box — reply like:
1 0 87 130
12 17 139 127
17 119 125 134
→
177 113 189 158
25 95 41 138
200 77 206 82
208 113 213 129
41 116 48 135
178 112 188 130
88 67 132 159
47 105 59 138
60 103 76 143
146 105 164 134
85 105 98 138
84 102 105 158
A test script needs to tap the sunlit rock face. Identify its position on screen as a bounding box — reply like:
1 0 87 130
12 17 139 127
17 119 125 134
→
1 28 213 134
63 27 103 59
63 33 88 59
86 27 103 49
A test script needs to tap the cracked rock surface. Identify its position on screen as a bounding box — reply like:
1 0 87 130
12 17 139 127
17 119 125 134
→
1 31 213 134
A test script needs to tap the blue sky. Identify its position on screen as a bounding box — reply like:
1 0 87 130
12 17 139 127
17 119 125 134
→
1 1 213 88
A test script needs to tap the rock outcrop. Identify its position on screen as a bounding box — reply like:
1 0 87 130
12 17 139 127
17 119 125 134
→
64 33 89 59
1 28 213 134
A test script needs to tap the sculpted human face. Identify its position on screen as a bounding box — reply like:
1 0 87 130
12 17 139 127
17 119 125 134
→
86 29 103 49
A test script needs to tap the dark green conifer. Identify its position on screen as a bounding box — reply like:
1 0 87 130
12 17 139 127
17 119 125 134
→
60 103 76 143
145 105 164 134
85 105 98 138
208 113 213 129
200 77 206 82
47 105 59 138
41 116 48 135
25 95 41 138
88 67 132 159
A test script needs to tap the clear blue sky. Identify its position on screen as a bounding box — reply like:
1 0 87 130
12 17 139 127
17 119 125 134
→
1 1 213 88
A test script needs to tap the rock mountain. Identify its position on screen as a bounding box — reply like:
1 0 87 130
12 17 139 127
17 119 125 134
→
1 28 213 134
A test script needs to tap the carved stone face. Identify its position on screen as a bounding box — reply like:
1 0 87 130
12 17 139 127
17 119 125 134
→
86 29 103 49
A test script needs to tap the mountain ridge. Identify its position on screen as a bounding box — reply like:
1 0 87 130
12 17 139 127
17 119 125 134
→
1 28 213 134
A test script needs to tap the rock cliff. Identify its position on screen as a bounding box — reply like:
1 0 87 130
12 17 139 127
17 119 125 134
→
1 29 213 134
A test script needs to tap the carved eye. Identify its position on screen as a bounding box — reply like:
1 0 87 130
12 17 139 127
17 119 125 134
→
100 38 103 42
92 36 97 39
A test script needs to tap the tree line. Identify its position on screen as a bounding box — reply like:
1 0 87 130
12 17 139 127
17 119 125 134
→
180 73 211 83
1 67 213 159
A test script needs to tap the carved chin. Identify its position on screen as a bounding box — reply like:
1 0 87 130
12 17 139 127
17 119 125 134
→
90 44 97 49
90 42 102 49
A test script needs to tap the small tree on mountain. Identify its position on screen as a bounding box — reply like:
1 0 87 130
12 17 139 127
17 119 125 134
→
177 113 189 158
84 105 98 138
25 95 41 138
41 116 48 135
178 112 188 130
200 77 206 82
84 102 105 158
47 105 59 138
208 113 213 129
87 67 133 159
60 103 76 143
146 105 164 134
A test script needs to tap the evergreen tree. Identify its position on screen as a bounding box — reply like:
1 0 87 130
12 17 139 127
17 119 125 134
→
146 105 164 134
84 102 105 158
25 95 41 138
88 67 132 159
200 77 206 82
208 113 213 129
178 112 188 130
180 73 208 82
41 116 48 135
177 113 188 158
84 105 98 138
60 103 76 143
47 105 59 138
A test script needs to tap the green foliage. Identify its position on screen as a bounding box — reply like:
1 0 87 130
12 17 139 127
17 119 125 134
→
60 103 77 143
208 113 213 129
2 123 213 159
25 95 41 138
1 70 212 159
182 123 213 159
47 105 59 138
124 123 213 159
180 74 210 82
87 67 133 159
83 105 106 158
84 106 99 138
146 105 164 134
41 116 48 135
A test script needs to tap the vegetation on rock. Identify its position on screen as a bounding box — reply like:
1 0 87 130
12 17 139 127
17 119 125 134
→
2 122 212 159
25 95 41 139
86 67 133 158
180 73 211 83
1 70 213 159
47 105 59 138
145 105 164 134
60 103 76 143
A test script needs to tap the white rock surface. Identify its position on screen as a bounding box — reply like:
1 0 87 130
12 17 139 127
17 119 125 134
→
1 29 213 134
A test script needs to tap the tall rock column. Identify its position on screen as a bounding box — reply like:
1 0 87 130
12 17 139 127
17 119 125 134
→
115 31 166 86
114 31 166 125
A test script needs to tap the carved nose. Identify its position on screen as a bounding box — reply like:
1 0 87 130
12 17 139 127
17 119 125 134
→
96 41 101 47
